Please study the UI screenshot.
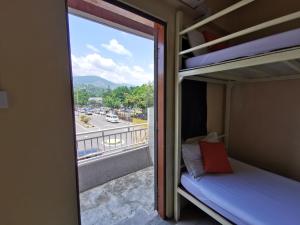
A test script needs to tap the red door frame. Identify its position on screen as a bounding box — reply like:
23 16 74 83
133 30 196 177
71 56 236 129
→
66 0 167 219
154 23 166 218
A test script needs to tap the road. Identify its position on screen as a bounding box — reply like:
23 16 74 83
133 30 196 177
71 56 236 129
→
75 113 131 134
74 113 148 157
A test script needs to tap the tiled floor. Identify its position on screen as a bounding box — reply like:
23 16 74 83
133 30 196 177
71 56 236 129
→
80 166 219 225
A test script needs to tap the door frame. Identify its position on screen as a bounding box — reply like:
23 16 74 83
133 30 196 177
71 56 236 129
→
66 0 167 219
153 22 166 218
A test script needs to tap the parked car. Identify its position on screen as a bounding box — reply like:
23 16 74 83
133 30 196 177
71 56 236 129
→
106 113 119 123
85 110 93 115
93 109 101 114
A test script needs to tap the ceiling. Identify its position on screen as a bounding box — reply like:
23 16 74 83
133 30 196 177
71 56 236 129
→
163 0 237 19
80 0 300 42
87 0 154 27
164 0 300 43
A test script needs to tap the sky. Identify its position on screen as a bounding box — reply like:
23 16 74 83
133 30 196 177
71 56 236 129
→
68 14 154 86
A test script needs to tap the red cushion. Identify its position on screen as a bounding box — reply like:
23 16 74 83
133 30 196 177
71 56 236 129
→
199 141 233 173
202 30 228 52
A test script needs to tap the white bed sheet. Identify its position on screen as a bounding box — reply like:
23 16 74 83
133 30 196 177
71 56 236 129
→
184 28 300 69
181 159 300 225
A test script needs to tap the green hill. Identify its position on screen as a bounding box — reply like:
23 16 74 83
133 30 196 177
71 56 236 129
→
73 75 124 89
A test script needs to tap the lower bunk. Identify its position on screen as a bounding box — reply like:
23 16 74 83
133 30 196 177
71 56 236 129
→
178 158 300 225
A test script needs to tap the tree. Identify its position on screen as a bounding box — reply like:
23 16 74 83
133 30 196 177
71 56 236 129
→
74 88 89 106
103 95 121 109
103 86 130 109
73 84 108 107
100 83 154 111
144 83 154 109
123 92 136 108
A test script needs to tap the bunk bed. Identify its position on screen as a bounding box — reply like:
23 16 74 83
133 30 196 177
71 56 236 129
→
174 1 300 224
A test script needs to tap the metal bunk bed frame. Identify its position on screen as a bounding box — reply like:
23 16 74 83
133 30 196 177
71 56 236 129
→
174 1 300 224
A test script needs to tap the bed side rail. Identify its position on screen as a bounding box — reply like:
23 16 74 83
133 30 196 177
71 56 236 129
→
179 0 255 35
180 11 300 55
178 0 300 56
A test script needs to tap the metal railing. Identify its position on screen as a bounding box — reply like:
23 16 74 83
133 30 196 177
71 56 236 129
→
76 123 148 160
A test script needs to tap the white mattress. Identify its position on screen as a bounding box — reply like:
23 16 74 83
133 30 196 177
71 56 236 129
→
181 159 300 225
185 28 300 69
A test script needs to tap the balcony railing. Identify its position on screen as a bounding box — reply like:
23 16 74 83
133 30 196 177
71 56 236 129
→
76 123 148 160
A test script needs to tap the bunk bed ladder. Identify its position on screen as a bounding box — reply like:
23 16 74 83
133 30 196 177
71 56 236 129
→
174 8 235 225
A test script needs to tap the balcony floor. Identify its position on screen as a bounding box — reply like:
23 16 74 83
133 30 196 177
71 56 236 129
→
80 166 219 225
80 166 155 225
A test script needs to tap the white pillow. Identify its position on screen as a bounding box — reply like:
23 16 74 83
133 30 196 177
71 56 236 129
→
187 30 208 56
182 143 204 178
202 132 219 143
185 132 220 144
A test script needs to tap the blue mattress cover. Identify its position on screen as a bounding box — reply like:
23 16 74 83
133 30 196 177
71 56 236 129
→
185 28 300 69
181 159 300 225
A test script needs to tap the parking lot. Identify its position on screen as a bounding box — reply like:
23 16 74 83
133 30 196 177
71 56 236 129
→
74 112 148 158
75 112 131 134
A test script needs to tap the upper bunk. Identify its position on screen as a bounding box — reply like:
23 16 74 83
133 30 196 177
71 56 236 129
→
176 0 300 83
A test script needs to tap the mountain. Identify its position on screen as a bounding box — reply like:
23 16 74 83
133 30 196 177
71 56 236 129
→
73 75 126 89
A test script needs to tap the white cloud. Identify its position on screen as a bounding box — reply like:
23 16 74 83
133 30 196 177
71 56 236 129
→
71 53 153 85
121 31 129 36
86 44 100 53
133 65 144 73
149 63 154 71
102 39 132 56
